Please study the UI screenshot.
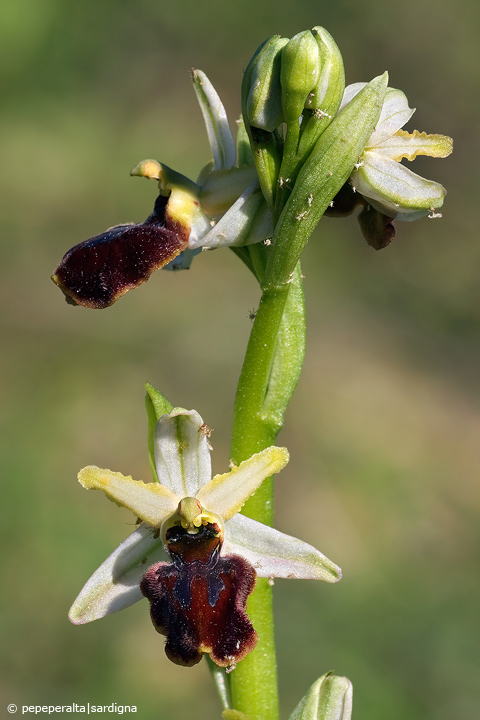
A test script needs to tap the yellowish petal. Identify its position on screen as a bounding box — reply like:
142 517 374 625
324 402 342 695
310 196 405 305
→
197 447 289 521
78 466 179 526
374 129 453 161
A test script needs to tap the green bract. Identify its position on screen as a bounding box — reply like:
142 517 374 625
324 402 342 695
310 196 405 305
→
264 73 388 290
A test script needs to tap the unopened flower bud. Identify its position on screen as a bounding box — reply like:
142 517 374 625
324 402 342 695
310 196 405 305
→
289 673 353 720
306 27 345 116
245 35 289 132
281 30 320 124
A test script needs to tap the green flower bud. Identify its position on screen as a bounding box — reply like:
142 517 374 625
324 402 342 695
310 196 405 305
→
281 30 320 124
297 28 345 160
245 35 289 132
289 673 352 720
306 27 345 114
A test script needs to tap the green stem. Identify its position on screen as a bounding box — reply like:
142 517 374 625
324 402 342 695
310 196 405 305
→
274 120 300 219
229 262 305 720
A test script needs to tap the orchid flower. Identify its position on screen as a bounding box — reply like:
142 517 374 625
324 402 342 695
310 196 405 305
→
69 408 341 668
340 83 452 221
52 71 272 308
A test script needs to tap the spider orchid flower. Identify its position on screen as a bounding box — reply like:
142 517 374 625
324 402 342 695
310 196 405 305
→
69 408 341 668
342 83 452 219
331 83 452 248
52 71 272 308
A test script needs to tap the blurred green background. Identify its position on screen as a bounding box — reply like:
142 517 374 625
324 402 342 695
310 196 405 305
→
2 0 479 718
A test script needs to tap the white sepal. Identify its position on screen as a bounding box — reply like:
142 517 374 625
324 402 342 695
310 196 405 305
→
69 524 166 624
190 181 273 249
351 151 446 216
368 87 414 146
154 408 212 497
192 69 236 170
340 85 414 146
224 514 342 582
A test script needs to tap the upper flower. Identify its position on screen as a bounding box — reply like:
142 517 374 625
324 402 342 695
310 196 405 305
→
52 71 272 308
69 407 341 667
340 83 452 221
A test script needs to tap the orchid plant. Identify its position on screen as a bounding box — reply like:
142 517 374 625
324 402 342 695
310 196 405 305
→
53 26 452 720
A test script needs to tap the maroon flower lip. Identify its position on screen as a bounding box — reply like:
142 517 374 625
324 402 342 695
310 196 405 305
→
52 195 189 309
140 522 258 668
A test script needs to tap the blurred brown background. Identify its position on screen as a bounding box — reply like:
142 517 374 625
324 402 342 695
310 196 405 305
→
1 0 479 718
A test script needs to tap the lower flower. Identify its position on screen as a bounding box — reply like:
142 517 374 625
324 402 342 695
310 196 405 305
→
69 408 342 667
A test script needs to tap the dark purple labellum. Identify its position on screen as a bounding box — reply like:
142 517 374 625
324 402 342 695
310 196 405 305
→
358 205 395 250
52 195 190 308
140 522 258 667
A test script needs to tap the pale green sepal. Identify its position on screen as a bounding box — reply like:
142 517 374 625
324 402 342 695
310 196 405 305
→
197 447 289 521
289 674 352 720
367 87 414 146
68 524 166 624
340 85 414 146
163 248 201 270
263 73 388 290
374 129 453 161
338 82 364 110
193 181 273 250
224 514 342 582
78 466 179 526
154 408 212 497
191 69 236 170
145 383 173 482
351 151 446 214
199 166 258 217
245 35 288 132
